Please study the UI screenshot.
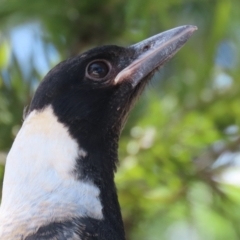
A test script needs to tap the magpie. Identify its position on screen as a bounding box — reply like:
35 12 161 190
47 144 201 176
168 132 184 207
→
0 25 196 240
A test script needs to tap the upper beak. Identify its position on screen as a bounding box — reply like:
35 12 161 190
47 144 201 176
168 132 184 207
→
114 25 197 87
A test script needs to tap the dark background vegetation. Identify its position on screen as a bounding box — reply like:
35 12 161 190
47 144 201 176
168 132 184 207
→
1 0 240 239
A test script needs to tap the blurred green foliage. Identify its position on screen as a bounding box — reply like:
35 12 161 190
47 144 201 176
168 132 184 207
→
1 0 240 239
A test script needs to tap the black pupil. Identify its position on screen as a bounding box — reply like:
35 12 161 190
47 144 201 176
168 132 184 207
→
88 61 109 79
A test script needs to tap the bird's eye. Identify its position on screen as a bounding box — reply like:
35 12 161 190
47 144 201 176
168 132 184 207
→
86 60 111 80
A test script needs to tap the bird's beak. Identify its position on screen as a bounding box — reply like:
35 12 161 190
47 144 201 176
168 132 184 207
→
114 25 197 87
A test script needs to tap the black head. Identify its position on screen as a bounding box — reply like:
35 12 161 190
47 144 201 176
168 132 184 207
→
30 45 139 138
29 26 197 149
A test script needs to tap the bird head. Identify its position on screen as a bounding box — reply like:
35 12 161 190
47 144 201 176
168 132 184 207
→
28 26 197 151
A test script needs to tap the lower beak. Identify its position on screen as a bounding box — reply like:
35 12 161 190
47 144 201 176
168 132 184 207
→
114 25 197 87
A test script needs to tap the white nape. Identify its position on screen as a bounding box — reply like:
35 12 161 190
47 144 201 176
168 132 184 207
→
0 106 103 239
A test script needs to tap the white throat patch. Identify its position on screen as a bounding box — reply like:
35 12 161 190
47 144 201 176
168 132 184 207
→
0 106 103 239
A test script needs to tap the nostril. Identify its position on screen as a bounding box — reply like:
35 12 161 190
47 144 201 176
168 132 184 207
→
143 44 151 51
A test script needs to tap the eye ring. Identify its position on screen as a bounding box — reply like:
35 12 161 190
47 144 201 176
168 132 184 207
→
86 59 112 80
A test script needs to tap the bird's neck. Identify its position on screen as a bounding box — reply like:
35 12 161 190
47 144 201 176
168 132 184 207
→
0 106 125 239
83 140 125 238
68 123 125 237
